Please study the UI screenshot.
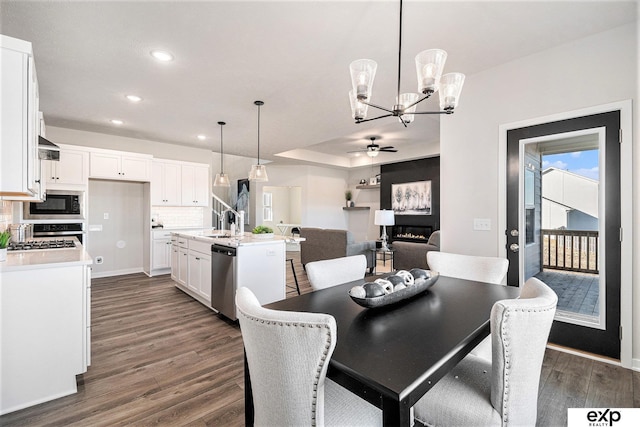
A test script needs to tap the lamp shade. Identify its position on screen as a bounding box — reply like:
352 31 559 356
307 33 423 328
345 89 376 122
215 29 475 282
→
439 72 465 111
415 49 447 95
397 92 419 124
213 172 230 187
349 90 369 121
374 209 395 226
349 59 377 100
248 164 268 182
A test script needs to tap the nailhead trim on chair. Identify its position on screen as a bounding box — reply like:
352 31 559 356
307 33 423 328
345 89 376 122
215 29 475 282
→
499 303 556 426
238 310 334 426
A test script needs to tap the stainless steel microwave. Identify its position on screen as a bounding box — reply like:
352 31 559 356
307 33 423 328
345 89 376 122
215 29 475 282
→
23 190 85 220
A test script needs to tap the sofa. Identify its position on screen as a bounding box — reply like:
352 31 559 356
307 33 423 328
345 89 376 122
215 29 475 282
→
392 230 440 271
299 227 376 271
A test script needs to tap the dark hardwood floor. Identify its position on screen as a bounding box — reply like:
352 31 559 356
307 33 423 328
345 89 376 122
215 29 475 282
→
1 253 638 426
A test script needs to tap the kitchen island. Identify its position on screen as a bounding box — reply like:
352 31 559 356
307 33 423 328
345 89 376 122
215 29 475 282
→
170 230 287 320
0 240 93 415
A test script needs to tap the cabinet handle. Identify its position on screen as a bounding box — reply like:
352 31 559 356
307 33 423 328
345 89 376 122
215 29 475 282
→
195 257 200 260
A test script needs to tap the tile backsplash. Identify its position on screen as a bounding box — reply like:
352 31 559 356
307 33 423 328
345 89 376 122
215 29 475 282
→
1 201 13 231
151 206 205 229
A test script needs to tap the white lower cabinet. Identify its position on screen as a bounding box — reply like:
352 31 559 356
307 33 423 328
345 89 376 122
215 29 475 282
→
150 230 173 276
171 236 211 305
0 263 91 415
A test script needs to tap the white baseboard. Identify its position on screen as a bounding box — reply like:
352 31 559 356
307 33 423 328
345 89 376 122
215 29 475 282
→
91 267 143 279
633 358 640 372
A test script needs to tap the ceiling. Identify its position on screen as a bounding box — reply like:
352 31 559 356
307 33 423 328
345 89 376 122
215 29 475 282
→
0 1 635 169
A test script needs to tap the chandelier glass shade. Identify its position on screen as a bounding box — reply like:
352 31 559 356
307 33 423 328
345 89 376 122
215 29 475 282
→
213 121 230 187
349 0 465 126
248 100 268 182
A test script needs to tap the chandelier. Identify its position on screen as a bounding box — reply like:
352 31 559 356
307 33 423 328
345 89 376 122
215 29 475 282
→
213 121 230 187
349 0 465 126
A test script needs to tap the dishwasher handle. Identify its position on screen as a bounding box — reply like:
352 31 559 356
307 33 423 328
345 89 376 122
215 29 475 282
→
212 244 236 256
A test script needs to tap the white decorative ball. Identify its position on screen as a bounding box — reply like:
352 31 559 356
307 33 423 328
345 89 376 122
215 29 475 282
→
374 278 394 294
350 286 366 299
395 270 415 286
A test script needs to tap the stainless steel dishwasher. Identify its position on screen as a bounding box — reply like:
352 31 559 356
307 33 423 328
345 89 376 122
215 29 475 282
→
210 244 237 320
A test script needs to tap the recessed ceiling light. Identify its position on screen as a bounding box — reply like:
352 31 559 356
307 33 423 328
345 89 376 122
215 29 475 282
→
150 50 174 62
197 135 206 141
110 119 124 125
126 95 142 102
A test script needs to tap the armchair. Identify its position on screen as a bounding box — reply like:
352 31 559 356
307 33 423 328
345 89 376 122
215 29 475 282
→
299 227 375 271
392 230 440 271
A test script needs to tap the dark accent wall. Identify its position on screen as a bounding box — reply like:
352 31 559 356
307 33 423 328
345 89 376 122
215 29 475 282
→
380 157 440 240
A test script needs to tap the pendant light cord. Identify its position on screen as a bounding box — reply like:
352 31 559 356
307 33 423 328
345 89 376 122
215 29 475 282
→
257 103 261 165
396 0 403 101
220 123 224 173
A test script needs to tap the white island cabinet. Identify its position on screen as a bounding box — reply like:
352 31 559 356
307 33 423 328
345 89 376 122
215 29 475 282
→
0 247 92 415
170 231 286 313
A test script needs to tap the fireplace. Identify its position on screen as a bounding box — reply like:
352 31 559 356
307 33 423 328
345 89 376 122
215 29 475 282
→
391 225 433 243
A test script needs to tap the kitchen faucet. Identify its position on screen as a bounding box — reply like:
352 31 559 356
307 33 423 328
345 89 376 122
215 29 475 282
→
221 208 245 236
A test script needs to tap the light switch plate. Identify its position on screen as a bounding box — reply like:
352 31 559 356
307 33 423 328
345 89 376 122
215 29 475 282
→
473 218 491 231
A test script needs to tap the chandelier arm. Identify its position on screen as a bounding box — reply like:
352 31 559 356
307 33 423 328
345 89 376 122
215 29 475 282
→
412 110 455 115
358 99 396 114
355 113 395 124
404 93 433 110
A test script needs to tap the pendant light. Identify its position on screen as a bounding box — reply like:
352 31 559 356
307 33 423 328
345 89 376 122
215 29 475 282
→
213 121 230 187
248 100 268 182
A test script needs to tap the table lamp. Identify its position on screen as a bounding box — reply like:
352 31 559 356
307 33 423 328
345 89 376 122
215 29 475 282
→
374 209 395 252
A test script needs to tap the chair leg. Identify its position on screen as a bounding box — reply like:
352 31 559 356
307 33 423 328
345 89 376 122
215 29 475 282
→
287 258 301 295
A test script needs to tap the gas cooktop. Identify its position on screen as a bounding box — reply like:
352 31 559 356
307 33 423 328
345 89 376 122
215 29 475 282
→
7 239 78 251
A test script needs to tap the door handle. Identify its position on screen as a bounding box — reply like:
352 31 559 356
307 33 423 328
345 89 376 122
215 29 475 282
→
510 229 519 237
509 243 519 252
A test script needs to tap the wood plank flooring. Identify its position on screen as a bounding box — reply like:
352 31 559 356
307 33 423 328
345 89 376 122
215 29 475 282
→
1 252 637 426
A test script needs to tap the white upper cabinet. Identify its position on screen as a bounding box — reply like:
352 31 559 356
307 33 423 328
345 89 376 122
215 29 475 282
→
89 149 152 182
0 35 42 200
181 164 209 207
151 160 181 206
43 144 89 189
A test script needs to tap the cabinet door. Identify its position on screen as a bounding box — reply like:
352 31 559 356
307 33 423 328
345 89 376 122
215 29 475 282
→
193 166 209 206
55 149 87 186
152 238 171 269
120 155 150 182
181 165 196 206
170 244 179 282
187 252 200 293
198 253 212 301
90 152 121 179
163 163 181 204
151 162 165 205
178 247 189 286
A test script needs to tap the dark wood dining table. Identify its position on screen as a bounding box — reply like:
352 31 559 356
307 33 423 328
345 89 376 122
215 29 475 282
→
245 276 520 426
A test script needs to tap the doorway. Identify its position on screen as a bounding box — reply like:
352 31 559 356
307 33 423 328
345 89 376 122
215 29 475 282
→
505 111 621 359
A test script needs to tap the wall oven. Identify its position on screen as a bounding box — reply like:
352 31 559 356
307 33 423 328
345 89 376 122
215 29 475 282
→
32 223 85 244
23 190 84 220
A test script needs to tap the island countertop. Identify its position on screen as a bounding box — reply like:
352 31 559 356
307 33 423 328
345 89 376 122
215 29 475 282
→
170 230 300 247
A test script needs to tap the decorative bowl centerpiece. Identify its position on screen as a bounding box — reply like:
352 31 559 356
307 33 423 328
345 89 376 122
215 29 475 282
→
251 225 274 239
349 269 439 308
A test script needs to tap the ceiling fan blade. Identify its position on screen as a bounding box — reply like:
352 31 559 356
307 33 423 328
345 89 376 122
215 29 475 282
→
379 146 395 150
380 149 398 152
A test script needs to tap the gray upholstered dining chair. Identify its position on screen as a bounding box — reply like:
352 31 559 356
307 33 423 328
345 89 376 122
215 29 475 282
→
236 287 382 426
413 277 557 427
427 251 509 361
305 254 367 291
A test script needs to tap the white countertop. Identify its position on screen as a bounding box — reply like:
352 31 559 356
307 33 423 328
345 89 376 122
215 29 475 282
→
171 230 303 247
0 240 93 272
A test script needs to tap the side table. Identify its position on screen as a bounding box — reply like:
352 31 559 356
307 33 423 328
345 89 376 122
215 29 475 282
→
370 248 395 274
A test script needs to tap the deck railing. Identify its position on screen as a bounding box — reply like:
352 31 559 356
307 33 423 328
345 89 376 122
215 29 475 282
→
541 229 599 273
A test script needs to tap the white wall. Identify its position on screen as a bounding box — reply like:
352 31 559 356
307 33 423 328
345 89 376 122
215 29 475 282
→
439 23 637 363
88 180 144 277
347 166 381 242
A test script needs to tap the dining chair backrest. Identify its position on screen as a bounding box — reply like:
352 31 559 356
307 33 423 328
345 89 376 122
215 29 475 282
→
427 251 509 285
490 277 557 425
305 255 367 291
236 287 337 426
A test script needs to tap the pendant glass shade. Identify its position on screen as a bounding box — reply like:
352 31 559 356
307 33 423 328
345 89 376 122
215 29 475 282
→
366 149 379 158
248 164 268 182
415 49 447 94
213 172 230 187
349 90 369 121
349 59 377 101
249 100 268 182
397 92 420 123
213 121 230 187
439 72 466 111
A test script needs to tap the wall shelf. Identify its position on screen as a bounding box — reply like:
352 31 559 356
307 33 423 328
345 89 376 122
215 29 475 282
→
343 206 370 211
356 184 380 189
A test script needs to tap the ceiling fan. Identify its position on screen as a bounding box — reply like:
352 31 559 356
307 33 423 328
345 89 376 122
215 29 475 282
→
348 137 398 157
